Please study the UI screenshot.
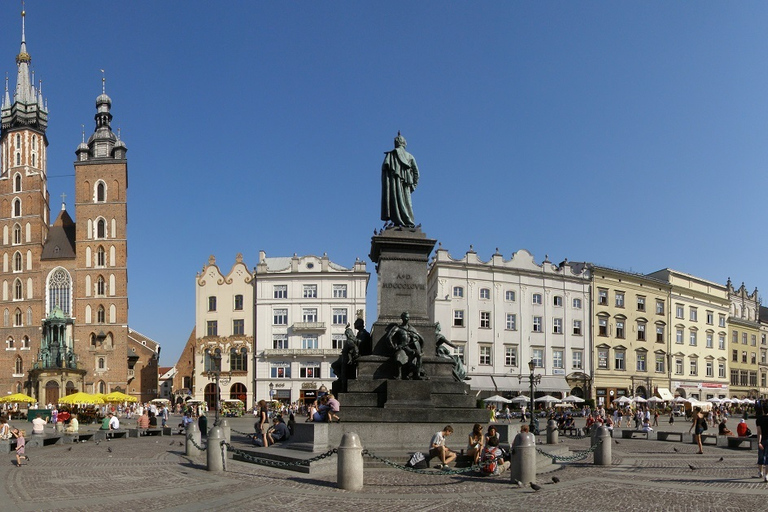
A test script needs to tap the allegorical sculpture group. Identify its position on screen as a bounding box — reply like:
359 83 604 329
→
331 134 470 387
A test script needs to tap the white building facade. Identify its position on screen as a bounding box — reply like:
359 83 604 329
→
428 247 592 399
254 251 368 404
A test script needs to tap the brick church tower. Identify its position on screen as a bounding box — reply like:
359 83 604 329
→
0 9 131 402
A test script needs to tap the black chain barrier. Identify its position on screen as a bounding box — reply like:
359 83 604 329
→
535 438 602 462
185 433 207 452
223 441 338 469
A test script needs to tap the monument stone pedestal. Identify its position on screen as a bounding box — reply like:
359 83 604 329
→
336 226 487 424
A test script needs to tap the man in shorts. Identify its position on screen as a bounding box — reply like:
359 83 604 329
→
757 403 768 481
429 425 456 470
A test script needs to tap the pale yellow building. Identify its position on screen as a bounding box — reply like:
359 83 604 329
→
591 266 671 408
727 280 760 398
647 269 729 400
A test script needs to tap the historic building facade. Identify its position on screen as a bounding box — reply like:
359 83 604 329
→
589 266 672 408
0 12 146 402
193 254 254 408
254 251 368 405
727 279 760 398
647 269 730 401
428 248 592 399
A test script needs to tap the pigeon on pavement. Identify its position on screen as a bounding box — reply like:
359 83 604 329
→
551 476 560 484
530 482 542 491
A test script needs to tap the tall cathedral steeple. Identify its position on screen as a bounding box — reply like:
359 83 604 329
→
1 6 47 132
76 72 126 161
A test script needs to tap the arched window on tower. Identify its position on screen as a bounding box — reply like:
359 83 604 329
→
96 276 105 296
13 252 21 272
96 246 105 267
22 335 29 349
7 337 13 349
15 153 19 166
96 182 105 202
13 224 21 245
12 198 21 218
97 305 105 324
31 154 35 167
15 356 22 375
96 219 106 239
15 134 20 148
47 267 72 316
13 174 21 192
14 279 22 300
14 308 22 326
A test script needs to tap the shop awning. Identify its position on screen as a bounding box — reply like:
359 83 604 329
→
469 376 496 391
657 388 674 401
491 376 518 391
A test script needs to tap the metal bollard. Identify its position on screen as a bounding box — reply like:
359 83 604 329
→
337 432 364 491
593 426 612 466
186 422 202 458
219 418 231 444
546 420 558 445
207 426 226 472
510 431 536 486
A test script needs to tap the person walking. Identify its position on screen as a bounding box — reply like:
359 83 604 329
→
757 403 768 482
688 407 707 454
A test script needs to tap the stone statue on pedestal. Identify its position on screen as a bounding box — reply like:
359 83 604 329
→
435 322 470 382
332 318 372 391
381 132 419 228
386 311 426 380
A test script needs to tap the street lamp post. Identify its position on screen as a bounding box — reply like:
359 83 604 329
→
520 359 542 434
207 351 222 427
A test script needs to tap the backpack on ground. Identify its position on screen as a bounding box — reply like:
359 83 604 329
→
406 451 428 469
481 446 498 475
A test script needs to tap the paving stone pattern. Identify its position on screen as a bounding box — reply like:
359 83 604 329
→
0 415 766 511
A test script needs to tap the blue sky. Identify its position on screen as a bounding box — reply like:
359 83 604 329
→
3 2 768 366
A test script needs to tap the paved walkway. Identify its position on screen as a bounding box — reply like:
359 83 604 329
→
1 415 766 511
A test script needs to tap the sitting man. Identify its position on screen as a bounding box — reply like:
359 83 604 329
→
719 419 734 436
266 417 289 446
137 411 150 433
31 415 47 435
64 416 79 433
148 412 158 428
429 425 456 470
737 418 750 437
108 411 120 431
326 394 340 423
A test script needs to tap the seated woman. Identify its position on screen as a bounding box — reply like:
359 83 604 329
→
719 420 734 436
64 416 79 433
466 423 484 465
312 397 330 423
737 419 750 437
148 412 158 428
641 418 653 432
137 411 150 432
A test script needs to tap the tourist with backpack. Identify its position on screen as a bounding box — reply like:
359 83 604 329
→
480 437 509 476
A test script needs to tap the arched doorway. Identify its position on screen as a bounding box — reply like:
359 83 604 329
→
635 386 647 399
66 381 76 396
45 380 59 405
204 383 219 410
230 383 247 403
675 388 686 399
570 386 584 398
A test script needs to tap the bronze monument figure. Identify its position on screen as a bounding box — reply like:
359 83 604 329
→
387 311 426 380
381 132 419 228
435 322 470 382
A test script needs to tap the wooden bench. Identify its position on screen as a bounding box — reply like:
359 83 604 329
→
621 430 650 439
726 436 757 449
657 431 683 442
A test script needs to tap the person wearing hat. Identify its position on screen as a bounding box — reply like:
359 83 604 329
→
737 418 750 437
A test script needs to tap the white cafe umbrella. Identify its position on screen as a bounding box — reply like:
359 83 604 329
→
720 398 733 404
646 396 664 404
707 397 721 403
534 395 561 404
632 396 648 403
673 396 687 403
483 395 512 404
615 396 633 404
730 398 742 405
562 395 585 403
510 395 530 404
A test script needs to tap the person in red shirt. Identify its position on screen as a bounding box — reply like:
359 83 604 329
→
737 419 749 437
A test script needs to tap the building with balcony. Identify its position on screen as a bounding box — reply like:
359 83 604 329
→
254 251 368 405
428 247 592 400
